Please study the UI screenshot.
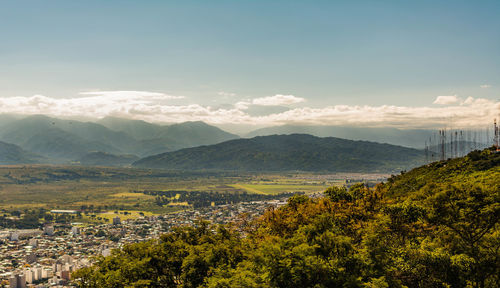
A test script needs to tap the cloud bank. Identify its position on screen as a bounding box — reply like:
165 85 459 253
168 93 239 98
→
433 95 459 105
0 91 498 129
252 94 305 106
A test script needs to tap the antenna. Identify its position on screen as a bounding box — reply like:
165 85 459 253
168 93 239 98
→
495 119 499 151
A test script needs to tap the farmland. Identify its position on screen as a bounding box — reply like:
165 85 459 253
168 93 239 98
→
0 165 387 215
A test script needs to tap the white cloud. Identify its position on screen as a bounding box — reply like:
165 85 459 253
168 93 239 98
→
480 84 491 89
233 94 305 110
79 90 184 100
234 101 251 110
252 94 305 106
0 92 498 129
433 95 460 105
252 98 499 128
217 91 236 97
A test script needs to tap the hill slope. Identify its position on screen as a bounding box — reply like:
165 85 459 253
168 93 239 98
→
74 149 500 288
386 147 500 195
133 134 425 172
0 141 44 164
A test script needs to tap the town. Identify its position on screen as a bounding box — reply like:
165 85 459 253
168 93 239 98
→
0 198 288 288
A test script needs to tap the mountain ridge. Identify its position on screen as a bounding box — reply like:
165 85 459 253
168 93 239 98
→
0 140 45 164
0 115 239 163
133 134 425 172
245 125 436 148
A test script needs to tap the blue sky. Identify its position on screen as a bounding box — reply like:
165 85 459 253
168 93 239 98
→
0 1 499 130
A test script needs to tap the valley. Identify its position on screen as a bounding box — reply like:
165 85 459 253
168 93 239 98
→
0 165 382 217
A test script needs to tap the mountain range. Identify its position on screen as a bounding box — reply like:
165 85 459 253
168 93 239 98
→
133 134 425 172
0 115 430 171
0 115 238 164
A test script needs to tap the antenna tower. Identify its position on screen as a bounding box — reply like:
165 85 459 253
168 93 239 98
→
495 119 499 151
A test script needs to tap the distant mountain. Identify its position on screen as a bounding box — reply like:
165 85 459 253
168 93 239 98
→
98 117 240 153
0 114 22 129
0 140 44 164
133 134 425 172
246 125 435 149
157 121 240 149
76 152 140 167
0 115 240 162
0 115 122 161
97 117 164 140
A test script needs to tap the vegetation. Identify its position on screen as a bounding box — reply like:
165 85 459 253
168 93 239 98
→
134 134 425 172
139 190 302 208
0 166 237 213
73 149 499 287
0 166 330 221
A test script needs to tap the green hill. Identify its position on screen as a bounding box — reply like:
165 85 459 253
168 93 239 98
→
74 149 500 287
385 147 500 196
134 134 425 172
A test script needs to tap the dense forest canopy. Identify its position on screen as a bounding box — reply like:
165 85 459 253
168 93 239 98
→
73 148 500 288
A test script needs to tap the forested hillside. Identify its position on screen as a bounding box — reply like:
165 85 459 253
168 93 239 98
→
133 134 425 172
74 148 500 287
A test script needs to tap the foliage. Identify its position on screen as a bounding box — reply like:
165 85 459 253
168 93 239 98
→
133 134 425 172
140 189 302 208
73 150 500 287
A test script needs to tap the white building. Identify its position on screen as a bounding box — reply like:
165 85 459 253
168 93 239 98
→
71 226 80 235
43 225 54 236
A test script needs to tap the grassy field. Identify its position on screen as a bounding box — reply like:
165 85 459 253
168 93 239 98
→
0 165 381 215
230 183 329 195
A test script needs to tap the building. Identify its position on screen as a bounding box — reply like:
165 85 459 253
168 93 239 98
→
9 230 42 241
71 226 80 235
9 274 26 288
10 233 18 242
49 210 77 214
28 239 38 248
60 270 71 281
43 225 54 236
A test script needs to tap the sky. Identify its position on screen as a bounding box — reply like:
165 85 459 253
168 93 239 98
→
0 0 499 131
